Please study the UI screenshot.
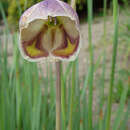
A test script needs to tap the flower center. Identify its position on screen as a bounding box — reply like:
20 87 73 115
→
21 16 79 59
47 16 60 26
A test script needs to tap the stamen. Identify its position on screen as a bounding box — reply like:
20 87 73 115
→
48 16 52 22
54 17 57 25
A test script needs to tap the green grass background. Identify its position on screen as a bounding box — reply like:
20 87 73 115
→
0 0 130 130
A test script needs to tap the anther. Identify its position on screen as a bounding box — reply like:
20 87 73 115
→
48 16 52 22
54 17 57 25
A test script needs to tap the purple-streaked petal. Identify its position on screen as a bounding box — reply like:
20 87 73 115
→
19 0 81 62
19 0 79 29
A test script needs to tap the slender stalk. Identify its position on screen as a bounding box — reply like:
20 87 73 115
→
99 0 107 129
69 61 76 130
87 0 94 129
61 64 66 130
56 61 61 130
105 0 118 130
68 1 77 130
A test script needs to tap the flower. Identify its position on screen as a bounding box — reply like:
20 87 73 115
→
19 0 80 62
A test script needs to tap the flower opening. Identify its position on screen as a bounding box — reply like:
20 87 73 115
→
19 0 80 62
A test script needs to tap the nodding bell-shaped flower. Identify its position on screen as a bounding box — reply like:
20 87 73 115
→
19 0 80 62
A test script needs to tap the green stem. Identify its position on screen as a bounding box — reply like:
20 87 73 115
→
87 0 94 129
69 61 76 130
68 1 77 129
70 0 76 10
105 0 118 130
61 64 66 130
103 0 107 42
56 61 62 130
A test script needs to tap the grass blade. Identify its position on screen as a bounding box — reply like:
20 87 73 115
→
105 0 119 129
87 0 94 129
112 82 129 130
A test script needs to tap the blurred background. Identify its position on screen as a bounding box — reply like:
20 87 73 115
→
0 0 130 130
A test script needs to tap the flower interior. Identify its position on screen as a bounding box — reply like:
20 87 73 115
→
21 16 79 59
